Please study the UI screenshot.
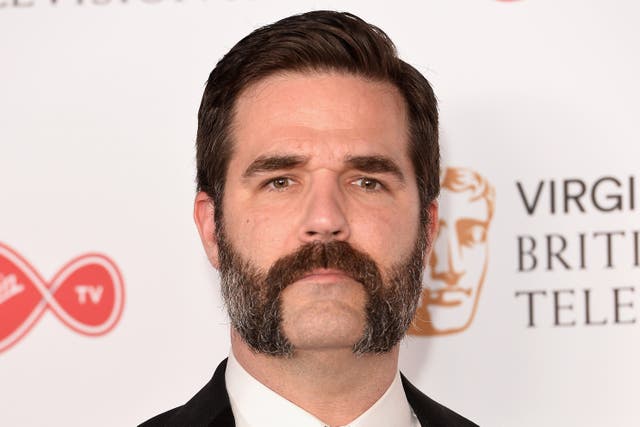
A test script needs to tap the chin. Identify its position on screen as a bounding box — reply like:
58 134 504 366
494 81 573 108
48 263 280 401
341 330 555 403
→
426 302 475 334
281 300 367 351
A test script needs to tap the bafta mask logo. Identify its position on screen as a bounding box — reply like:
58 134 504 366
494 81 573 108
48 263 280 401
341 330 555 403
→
409 167 495 336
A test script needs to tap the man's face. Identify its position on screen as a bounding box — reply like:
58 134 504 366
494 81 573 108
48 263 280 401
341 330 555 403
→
409 178 490 335
199 72 436 355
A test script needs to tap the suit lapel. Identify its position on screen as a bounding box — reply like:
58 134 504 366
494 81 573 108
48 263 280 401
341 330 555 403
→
174 358 235 427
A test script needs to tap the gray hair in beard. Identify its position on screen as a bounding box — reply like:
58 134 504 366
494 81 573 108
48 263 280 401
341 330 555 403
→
216 227 427 357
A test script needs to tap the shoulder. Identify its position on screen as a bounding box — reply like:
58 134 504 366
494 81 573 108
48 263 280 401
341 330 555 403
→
138 359 234 427
401 374 479 427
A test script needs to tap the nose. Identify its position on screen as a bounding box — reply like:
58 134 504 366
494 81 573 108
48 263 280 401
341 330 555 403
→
430 222 465 285
298 174 350 243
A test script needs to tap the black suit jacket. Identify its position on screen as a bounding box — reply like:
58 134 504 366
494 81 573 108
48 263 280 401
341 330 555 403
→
140 359 478 427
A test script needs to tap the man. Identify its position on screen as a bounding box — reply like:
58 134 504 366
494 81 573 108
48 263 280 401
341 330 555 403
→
409 167 495 336
141 11 478 427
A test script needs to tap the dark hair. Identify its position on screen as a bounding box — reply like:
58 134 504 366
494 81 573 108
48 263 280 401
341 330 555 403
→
196 10 439 225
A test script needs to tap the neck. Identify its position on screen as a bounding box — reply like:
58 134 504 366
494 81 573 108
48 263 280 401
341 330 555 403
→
230 330 399 427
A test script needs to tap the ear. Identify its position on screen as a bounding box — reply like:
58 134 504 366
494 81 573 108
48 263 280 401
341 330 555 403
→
423 199 440 268
193 191 220 269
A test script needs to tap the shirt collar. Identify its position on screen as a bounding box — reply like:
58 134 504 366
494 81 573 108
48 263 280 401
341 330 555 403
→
225 350 418 427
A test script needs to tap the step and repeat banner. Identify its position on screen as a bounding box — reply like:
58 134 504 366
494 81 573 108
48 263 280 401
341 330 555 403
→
1 1 638 425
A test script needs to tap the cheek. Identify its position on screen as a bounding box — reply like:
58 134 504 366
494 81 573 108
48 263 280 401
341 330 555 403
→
224 203 295 264
461 245 488 283
350 206 419 264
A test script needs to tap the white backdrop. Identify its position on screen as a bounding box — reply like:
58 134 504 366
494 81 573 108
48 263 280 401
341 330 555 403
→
1 1 639 426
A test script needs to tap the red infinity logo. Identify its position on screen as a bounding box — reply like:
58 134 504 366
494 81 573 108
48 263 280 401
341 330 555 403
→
0 242 124 353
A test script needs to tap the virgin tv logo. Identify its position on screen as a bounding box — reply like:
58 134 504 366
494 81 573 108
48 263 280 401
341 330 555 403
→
0 242 124 353
409 167 496 336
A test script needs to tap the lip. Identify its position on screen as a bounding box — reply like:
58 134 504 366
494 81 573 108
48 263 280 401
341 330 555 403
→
429 287 472 297
425 287 472 306
297 269 353 283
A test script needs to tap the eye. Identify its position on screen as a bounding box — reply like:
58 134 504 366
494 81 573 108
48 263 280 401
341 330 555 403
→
266 177 293 191
353 177 383 192
456 219 487 247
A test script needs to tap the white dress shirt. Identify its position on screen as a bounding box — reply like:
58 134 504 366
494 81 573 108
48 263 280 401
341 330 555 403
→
225 351 420 427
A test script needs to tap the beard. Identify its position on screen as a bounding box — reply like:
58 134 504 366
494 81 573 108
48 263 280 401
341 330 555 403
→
216 225 427 358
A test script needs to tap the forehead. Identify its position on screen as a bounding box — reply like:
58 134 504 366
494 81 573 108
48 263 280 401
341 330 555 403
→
229 72 411 169
439 188 490 221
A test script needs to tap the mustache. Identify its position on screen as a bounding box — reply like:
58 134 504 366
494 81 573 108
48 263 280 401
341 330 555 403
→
217 228 426 356
263 241 384 297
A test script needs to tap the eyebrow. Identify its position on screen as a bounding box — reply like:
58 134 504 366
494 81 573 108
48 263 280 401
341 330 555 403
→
345 155 405 183
241 153 405 182
242 154 309 177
